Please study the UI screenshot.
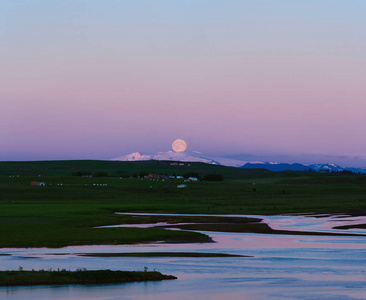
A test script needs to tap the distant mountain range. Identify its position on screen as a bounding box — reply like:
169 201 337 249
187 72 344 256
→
113 151 221 165
113 152 366 174
240 162 366 174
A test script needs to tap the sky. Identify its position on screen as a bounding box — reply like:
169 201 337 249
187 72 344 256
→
1 1 366 167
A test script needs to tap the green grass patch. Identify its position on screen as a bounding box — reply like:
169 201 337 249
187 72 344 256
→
0 269 176 286
0 160 366 247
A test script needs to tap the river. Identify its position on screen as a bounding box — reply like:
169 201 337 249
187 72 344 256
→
1 213 366 299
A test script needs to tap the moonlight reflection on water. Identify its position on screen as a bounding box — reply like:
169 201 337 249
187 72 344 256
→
1 213 366 299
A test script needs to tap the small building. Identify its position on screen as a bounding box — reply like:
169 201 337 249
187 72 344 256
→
31 181 46 186
176 176 184 179
187 177 198 182
177 184 187 188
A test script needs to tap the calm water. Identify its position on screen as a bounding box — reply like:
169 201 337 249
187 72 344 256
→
1 214 366 299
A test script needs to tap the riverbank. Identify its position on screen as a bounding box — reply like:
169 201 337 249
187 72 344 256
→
0 269 176 286
2 227 365 299
114 213 366 237
1 169 366 248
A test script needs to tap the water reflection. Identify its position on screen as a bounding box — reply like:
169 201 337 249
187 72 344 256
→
115 212 366 235
1 213 366 299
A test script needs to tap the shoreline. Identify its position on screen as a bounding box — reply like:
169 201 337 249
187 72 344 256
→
0 269 176 287
117 212 366 237
2 211 366 251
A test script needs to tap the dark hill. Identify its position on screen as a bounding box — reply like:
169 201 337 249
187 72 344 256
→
0 160 278 180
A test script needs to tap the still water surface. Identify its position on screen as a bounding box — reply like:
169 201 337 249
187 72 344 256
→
1 214 366 299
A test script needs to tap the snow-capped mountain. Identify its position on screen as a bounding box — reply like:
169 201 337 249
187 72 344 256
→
113 151 221 165
112 152 366 173
240 162 366 173
309 164 344 172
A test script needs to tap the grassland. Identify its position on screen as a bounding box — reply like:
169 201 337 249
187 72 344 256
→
0 269 176 286
0 159 275 179
1 160 366 248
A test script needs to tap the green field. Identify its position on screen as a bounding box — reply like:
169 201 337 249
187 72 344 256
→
0 269 176 286
0 159 274 179
1 160 366 248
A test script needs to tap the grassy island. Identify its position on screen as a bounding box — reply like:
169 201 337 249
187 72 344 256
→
0 269 176 286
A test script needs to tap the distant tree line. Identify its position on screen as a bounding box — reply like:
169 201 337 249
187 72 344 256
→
72 170 224 180
326 170 364 175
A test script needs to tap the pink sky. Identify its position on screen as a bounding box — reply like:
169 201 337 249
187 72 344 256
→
1 1 366 166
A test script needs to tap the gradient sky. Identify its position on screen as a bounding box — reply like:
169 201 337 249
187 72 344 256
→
1 1 366 166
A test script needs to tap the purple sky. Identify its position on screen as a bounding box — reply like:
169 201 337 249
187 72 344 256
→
1 1 366 167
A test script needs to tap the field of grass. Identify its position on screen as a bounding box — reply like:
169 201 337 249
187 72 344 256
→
0 159 275 179
1 160 366 248
0 269 176 286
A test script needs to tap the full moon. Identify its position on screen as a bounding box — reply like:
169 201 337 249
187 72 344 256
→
172 139 187 152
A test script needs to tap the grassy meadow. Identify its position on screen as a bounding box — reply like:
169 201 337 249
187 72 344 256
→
1 160 366 248
0 269 176 286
